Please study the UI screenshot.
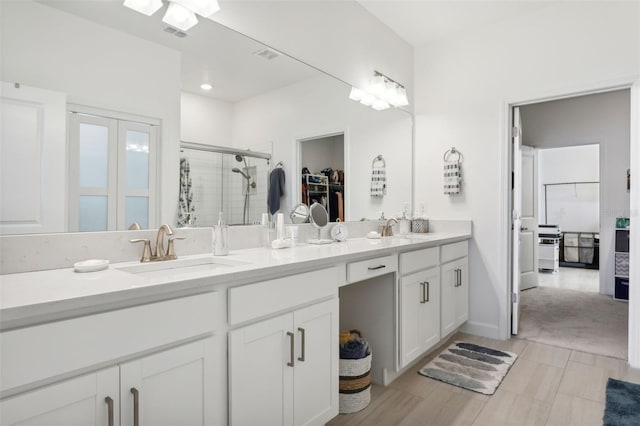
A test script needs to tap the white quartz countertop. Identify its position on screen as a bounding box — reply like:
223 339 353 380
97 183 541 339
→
0 231 470 330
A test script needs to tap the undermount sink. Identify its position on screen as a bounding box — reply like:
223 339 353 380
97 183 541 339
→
116 255 249 276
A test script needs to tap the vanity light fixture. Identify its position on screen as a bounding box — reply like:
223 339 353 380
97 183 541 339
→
348 71 409 111
123 0 163 16
123 0 220 32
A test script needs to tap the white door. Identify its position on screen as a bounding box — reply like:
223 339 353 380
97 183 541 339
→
119 339 213 426
400 267 440 368
520 146 539 290
0 367 119 426
512 107 522 335
229 313 294 426
293 299 339 426
0 82 67 234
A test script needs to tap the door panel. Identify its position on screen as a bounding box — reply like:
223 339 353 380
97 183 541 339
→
512 107 522 335
293 299 339 426
520 145 539 290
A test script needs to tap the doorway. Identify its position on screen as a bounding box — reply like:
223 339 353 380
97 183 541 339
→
298 133 345 222
510 89 631 359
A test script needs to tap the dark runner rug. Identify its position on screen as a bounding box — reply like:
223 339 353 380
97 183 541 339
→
603 378 640 426
418 341 517 395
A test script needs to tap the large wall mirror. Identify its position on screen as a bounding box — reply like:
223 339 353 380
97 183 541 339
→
0 0 412 233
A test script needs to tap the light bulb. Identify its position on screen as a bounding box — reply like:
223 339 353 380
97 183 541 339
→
200 83 213 91
173 0 220 17
349 87 366 102
372 98 391 111
123 0 163 16
394 86 409 107
369 74 386 97
360 92 375 106
163 2 198 31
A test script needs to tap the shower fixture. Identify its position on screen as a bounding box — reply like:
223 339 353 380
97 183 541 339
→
232 156 256 225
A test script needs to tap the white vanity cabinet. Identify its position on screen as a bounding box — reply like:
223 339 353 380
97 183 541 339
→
1 338 213 426
228 268 340 426
399 248 440 368
1 366 119 426
440 242 469 337
0 292 219 426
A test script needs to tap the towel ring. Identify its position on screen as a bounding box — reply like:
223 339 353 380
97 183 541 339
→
443 147 462 162
372 154 386 168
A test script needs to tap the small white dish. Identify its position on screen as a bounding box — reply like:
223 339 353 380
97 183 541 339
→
74 259 109 273
366 231 382 239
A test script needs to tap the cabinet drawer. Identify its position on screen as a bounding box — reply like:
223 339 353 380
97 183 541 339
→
441 241 468 263
1 292 217 395
400 247 439 275
228 266 338 325
347 254 397 284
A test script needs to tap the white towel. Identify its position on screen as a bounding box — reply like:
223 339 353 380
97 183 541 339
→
444 160 461 195
371 163 386 197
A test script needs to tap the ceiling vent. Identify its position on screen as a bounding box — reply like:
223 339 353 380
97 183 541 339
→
164 26 188 38
254 48 280 60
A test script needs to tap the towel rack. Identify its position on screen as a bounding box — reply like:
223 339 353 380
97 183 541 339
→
372 154 386 168
443 147 462 162
275 161 284 168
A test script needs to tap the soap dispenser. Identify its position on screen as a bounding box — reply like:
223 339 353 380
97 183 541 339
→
399 203 411 235
213 212 229 256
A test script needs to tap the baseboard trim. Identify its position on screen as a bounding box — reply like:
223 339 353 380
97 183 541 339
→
460 321 501 340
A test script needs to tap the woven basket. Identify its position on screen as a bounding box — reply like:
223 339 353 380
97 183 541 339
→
339 352 372 414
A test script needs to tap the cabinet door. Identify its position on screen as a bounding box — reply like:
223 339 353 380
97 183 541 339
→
293 298 339 426
440 258 469 337
229 313 294 426
1 367 119 426
120 338 214 426
400 268 440 368
454 258 469 328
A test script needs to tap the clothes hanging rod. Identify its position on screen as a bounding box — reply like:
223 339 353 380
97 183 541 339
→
543 181 599 186
180 141 271 160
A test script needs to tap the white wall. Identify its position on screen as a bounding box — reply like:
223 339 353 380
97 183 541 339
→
538 145 600 227
232 75 412 221
181 92 233 145
211 1 414 111
1 0 182 227
414 1 640 339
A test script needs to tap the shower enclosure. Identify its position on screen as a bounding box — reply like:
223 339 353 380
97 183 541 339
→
179 142 271 226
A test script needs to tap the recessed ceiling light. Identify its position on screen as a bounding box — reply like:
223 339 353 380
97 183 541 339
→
200 83 213 91
123 0 163 16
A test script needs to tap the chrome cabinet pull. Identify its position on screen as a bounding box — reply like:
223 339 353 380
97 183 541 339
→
420 282 426 304
131 387 140 426
426 281 430 302
298 327 306 362
105 396 114 426
368 265 386 270
287 331 295 367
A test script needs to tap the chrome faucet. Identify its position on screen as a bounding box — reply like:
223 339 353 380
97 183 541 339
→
380 217 398 237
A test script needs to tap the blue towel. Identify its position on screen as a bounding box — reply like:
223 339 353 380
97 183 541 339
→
340 339 368 359
268 167 286 215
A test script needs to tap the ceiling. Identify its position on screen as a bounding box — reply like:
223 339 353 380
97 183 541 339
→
358 1 556 47
39 0 319 102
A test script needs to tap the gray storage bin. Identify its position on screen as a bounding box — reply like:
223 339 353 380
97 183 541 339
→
564 233 579 247
564 246 579 262
579 247 594 264
579 233 594 247
615 253 630 276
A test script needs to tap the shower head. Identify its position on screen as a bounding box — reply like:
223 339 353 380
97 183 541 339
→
232 168 251 180
235 155 244 163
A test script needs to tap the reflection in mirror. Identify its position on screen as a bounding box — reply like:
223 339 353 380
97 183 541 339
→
290 204 310 224
179 143 270 226
308 202 333 245
0 0 412 235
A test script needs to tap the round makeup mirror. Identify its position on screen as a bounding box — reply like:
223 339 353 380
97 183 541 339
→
290 203 310 224
308 203 332 244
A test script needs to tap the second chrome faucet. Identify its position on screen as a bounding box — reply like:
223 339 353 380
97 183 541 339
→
130 224 185 262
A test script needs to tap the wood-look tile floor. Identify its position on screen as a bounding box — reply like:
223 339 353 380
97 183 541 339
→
327 332 640 426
